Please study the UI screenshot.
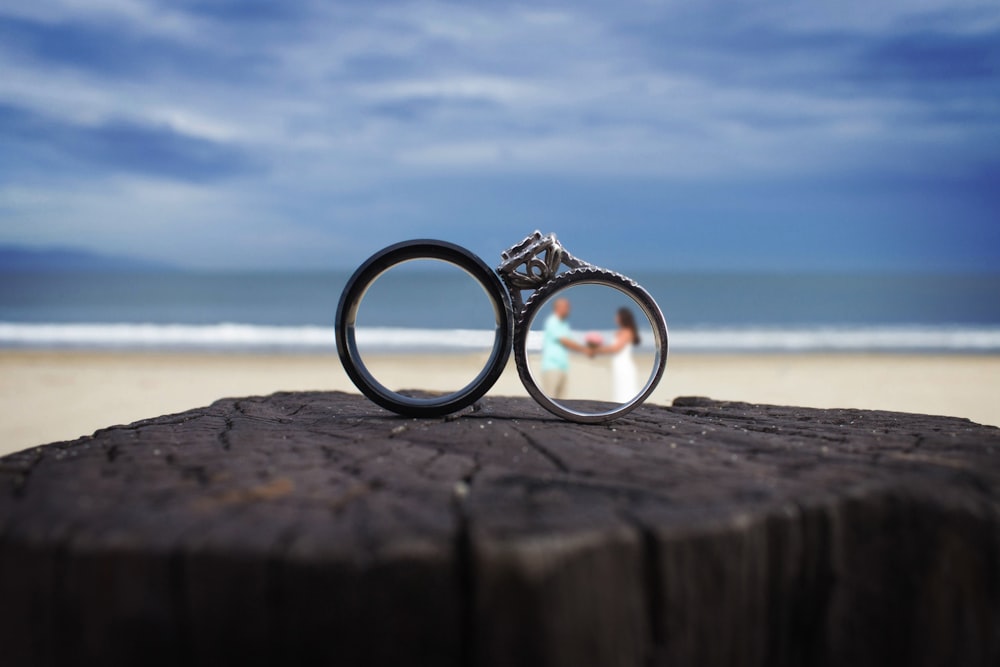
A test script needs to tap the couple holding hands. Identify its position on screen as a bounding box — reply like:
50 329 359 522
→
539 298 641 404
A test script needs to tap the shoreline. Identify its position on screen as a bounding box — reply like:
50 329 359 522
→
1 349 998 457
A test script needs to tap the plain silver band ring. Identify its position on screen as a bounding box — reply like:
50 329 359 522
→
512 266 669 424
335 240 513 418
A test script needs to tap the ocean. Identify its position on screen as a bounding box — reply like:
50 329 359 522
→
1 270 999 353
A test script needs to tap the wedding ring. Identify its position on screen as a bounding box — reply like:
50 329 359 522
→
335 240 513 417
336 232 668 422
498 232 669 423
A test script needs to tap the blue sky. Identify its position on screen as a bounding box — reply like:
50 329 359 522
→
1 0 998 271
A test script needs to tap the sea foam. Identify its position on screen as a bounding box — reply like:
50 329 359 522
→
1 322 999 353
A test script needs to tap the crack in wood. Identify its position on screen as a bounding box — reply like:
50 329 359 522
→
510 423 570 473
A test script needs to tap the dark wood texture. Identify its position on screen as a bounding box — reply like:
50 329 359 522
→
1 392 998 667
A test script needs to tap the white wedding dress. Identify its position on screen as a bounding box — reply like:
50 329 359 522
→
611 342 637 403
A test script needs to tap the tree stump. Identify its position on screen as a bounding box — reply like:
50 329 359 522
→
1 392 998 667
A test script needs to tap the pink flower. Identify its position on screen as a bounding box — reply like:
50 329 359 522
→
585 332 604 347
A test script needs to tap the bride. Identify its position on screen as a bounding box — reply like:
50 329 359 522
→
591 307 641 403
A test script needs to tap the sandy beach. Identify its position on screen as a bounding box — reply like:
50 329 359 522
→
1 349 998 457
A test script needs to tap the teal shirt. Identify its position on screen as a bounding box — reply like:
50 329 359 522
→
541 314 571 371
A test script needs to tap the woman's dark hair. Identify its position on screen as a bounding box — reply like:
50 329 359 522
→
617 307 640 346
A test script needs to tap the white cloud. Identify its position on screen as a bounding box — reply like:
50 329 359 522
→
1 0 206 42
360 76 545 106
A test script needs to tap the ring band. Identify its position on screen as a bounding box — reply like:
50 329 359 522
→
335 240 513 417
499 232 669 423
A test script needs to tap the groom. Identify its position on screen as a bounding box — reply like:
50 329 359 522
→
540 298 589 399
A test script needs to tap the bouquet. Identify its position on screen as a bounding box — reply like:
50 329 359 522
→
584 332 604 349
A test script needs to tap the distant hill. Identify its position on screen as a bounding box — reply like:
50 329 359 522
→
0 245 175 272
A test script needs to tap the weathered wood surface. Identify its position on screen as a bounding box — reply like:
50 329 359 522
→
1 392 998 667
